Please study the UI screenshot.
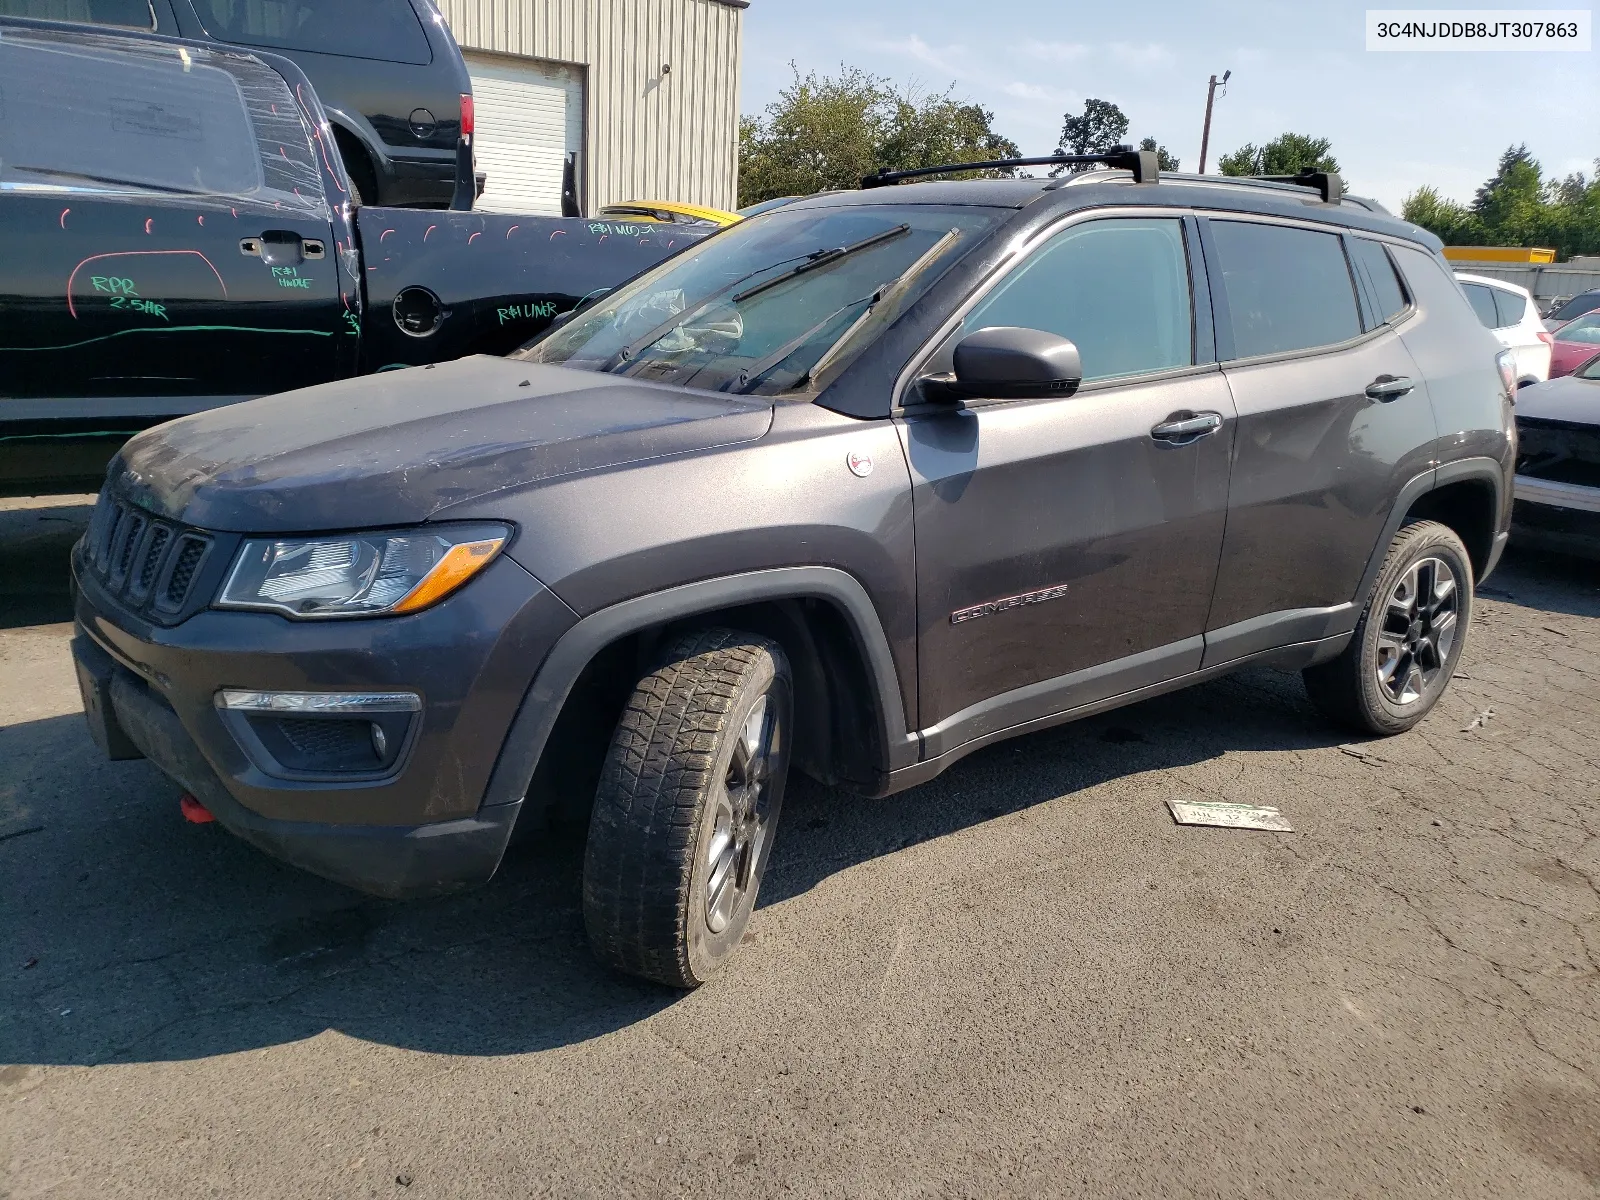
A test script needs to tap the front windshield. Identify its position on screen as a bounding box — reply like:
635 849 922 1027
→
516 204 1004 396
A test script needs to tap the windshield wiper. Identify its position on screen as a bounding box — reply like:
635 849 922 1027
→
729 223 911 304
732 225 966 396
728 293 877 394
602 224 912 373
4 166 194 194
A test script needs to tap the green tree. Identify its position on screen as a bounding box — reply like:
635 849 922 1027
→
1218 133 1340 177
1139 136 1180 172
1400 185 1480 244
1057 98 1129 156
1051 99 1177 172
1402 150 1600 259
737 65 1020 207
1470 144 1546 247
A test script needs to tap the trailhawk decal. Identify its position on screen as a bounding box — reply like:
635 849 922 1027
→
950 582 1072 625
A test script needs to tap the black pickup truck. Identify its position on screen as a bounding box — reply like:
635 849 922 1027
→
0 18 711 492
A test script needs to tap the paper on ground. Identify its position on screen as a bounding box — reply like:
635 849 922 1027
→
1166 800 1294 832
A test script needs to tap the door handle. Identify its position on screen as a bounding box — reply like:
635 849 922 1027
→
1364 375 1415 402
1150 411 1223 444
239 230 325 267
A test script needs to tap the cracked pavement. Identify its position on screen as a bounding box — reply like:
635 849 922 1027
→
2 493 1598 1198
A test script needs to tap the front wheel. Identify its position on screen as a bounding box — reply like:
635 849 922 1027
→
1303 520 1473 735
582 629 792 988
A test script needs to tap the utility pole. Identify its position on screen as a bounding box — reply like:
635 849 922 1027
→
1197 69 1231 174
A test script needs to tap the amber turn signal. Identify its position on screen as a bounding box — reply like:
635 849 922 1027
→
391 537 506 614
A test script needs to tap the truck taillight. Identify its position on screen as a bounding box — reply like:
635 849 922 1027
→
460 94 474 139
1495 349 1517 395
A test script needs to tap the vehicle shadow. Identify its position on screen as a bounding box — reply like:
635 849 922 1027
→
0 498 92 630
3 664 1349 1069
1480 546 1600 621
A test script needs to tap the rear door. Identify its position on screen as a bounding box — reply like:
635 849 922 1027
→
1201 217 1437 664
0 27 345 422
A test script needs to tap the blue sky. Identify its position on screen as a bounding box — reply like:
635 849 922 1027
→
740 1 1598 211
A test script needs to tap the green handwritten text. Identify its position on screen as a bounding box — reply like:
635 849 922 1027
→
497 301 559 325
90 276 138 295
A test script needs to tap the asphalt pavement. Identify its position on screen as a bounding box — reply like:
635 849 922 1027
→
2 493 1598 1199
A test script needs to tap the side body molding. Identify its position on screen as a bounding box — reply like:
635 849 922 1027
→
478 566 916 811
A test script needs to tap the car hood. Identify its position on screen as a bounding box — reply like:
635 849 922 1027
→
109 356 774 532
1515 375 1600 426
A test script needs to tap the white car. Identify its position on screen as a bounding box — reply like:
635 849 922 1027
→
1456 273 1552 388
1512 356 1600 558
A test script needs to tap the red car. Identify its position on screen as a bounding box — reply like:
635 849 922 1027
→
1550 312 1600 377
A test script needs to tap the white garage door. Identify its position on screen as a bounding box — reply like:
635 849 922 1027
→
465 52 584 216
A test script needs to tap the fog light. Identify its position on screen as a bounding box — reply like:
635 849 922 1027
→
371 723 388 758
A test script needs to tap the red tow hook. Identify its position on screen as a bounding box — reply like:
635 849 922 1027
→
179 793 216 824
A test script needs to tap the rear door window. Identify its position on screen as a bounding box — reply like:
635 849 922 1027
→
0 33 261 195
1348 238 1410 326
191 0 432 64
1209 220 1362 358
0 0 152 26
1461 283 1500 329
1492 287 1527 328
957 217 1194 382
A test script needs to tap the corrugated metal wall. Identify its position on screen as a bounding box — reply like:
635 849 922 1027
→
435 0 744 213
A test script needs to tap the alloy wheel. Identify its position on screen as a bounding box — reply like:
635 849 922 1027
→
704 694 776 933
1375 556 1459 705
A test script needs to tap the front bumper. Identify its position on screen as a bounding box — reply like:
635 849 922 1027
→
72 542 577 896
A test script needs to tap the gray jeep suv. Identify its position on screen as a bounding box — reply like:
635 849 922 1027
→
72 155 1515 987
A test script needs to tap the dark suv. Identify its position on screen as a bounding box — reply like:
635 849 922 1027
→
0 0 470 207
72 156 1516 988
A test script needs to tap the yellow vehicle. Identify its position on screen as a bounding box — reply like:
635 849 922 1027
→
598 200 742 227
1441 246 1557 264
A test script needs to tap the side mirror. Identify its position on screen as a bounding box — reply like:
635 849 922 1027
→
922 326 1083 403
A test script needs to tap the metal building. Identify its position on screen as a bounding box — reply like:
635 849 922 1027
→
434 0 746 216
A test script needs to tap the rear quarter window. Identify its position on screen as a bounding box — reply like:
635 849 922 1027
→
1210 220 1362 358
1461 283 1500 329
1493 287 1528 328
191 0 432 64
1348 237 1410 326
0 0 152 26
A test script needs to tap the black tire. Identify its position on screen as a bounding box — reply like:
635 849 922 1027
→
582 628 792 988
1303 520 1473 735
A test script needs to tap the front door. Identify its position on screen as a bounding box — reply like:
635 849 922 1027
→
899 214 1235 755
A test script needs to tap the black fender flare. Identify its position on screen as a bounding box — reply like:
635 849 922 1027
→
1336 456 1508 635
478 567 917 811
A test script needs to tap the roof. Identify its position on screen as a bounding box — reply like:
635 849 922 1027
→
782 171 1440 249
1455 272 1533 296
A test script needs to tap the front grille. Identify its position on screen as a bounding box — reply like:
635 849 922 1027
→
83 493 214 618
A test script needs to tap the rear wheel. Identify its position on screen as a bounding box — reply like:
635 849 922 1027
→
582 629 792 988
1303 520 1472 735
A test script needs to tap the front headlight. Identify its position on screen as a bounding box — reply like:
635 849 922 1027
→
216 524 510 618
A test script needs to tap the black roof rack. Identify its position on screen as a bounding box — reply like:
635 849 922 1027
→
860 145 1160 189
1254 170 1343 204
857 151 1347 206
